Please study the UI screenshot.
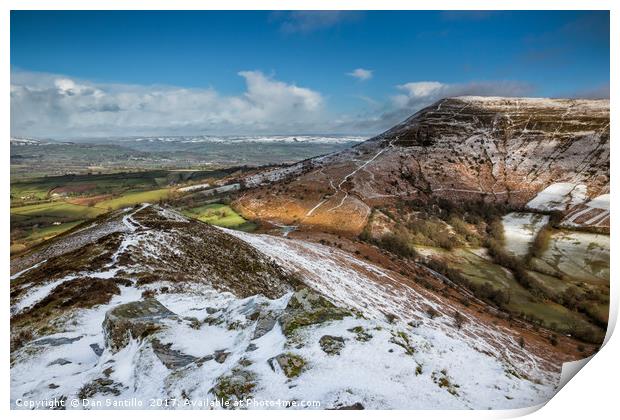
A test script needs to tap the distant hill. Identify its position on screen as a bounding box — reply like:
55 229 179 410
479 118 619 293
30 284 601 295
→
235 97 609 233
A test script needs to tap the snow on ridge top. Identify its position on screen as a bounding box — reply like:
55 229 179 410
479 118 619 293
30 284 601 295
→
151 205 190 223
452 96 609 108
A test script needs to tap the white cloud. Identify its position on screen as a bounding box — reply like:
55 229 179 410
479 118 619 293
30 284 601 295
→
347 68 373 81
387 80 534 119
11 70 539 139
395 81 443 99
10 70 325 138
275 11 359 34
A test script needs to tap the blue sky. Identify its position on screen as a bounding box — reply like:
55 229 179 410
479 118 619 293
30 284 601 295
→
10 10 610 138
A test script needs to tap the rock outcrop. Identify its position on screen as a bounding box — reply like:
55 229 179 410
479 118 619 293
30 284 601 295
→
102 299 177 352
278 288 352 336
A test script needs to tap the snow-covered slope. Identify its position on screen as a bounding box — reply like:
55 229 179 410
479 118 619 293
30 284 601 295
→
10 205 564 409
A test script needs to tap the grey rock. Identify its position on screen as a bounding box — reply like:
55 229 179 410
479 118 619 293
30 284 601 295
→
278 288 351 336
252 311 277 339
102 299 177 352
32 336 83 347
90 343 104 356
78 378 124 399
347 326 373 342
211 369 256 404
319 335 345 355
214 350 230 364
151 339 200 370
267 353 306 378
184 316 202 329
48 358 72 366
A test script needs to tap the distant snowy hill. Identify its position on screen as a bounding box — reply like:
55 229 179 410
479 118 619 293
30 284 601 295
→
127 135 366 145
11 137 44 146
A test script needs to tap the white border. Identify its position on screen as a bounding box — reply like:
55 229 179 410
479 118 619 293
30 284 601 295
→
2 2 616 419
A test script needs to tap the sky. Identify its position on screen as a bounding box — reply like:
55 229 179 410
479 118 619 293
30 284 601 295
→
10 10 610 139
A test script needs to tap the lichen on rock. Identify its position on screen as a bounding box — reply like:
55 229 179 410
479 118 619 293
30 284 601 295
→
278 288 351 336
211 368 257 407
268 353 306 378
102 298 178 352
319 335 345 355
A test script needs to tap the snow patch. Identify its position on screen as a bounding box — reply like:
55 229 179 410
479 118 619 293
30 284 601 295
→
526 183 588 211
502 213 549 258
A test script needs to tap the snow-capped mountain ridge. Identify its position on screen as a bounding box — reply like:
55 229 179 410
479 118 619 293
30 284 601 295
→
236 96 610 233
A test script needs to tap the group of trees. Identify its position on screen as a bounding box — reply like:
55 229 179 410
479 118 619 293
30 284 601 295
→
425 258 511 308
358 198 606 345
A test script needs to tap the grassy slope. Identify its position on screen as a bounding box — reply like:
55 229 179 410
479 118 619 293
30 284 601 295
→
94 188 171 210
10 171 168 203
11 201 106 221
182 203 256 231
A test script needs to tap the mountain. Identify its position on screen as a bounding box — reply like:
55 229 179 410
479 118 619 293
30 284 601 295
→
10 97 608 410
10 204 581 409
235 97 609 234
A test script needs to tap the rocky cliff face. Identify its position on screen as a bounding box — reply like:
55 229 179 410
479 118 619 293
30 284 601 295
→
10 204 580 409
235 97 609 234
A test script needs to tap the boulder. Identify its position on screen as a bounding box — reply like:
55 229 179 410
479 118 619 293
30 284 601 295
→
211 369 256 406
252 311 277 339
319 335 345 355
268 353 306 378
89 343 104 356
278 288 351 336
102 299 177 352
78 377 124 399
32 336 83 347
47 358 72 366
214 350 230 364
151 339 208 369
347 326 373 342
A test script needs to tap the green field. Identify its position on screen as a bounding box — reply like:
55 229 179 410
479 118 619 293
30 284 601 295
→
11 171 169 203
11 201 106 225
182 203 256 231
10 220 84 254
10 169 228 206
94 188 172 210
10 169 248 254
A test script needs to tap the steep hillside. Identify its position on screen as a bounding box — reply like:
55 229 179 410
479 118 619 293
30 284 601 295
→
10 205 583 409
235 97 609 234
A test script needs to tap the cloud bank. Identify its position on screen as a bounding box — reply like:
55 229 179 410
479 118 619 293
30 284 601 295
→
11 70 325 138
11 71 542 139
